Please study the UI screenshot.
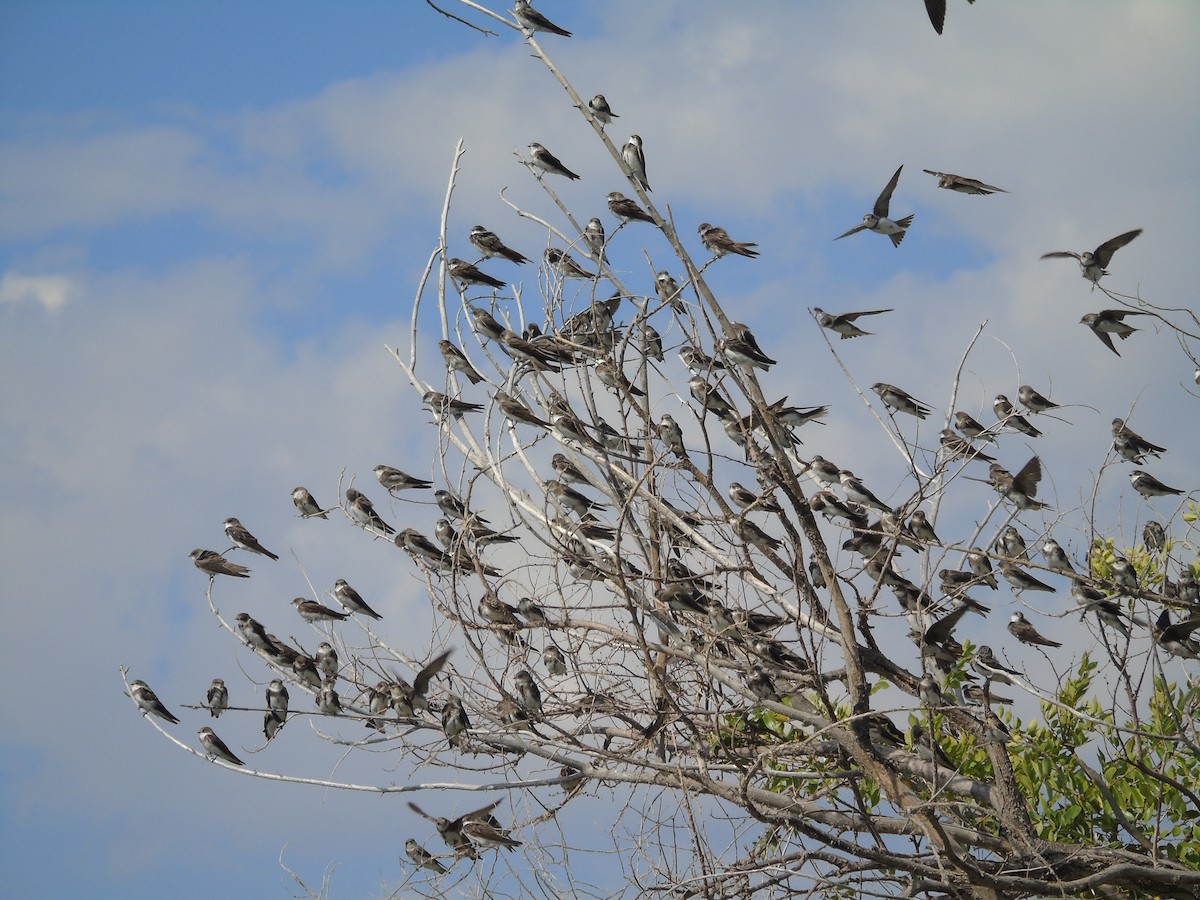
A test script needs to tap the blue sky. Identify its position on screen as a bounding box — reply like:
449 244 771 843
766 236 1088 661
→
2 2 1198 898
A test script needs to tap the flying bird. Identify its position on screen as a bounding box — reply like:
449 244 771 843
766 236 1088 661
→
1041 228 1142 285
588 93 616 127
469 226 528 265
130 680 180 725
189 548 251 579
1081 309 1150 356
835 165 913 247
922 169 1006 194
447 257 505 290
924 0 976 35
872 382 932 418
698 223 759 258
291 487 327 519
198 727 245 766
223 517 278 560
622 134 650 191
514 0 571 37
814 307 893 339
988 457 1047 510
528 142 581 180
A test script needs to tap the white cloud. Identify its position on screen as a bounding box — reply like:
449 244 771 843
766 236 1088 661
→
0 271 77 311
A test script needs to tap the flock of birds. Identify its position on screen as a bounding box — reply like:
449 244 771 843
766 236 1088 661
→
128 0 1198 880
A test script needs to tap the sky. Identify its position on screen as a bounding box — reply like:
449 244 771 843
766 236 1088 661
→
1 1 1198 898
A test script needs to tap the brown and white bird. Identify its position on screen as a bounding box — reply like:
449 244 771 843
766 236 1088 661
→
205 678 229 718
989 457 1047 510
606 191 655 224
814 307 892 339
923 169 1007 195
1041 229 1142 285
1008 612 1062 647
514 0 571 37
622 134 650 191
223 517 278 560
469 225 528 264
1081 309 1150 356
198 727 245 766
130 679 180 725
292 597 349 623
698 222 759 258
528 142 580 180
345 488 395 535
447 257 505 290
190 548 251 579
374 465 433 493
835 165 913 247
439 339 485 385
292 487 327 519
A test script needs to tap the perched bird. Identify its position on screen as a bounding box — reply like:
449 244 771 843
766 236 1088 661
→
1081 309 1150 356
997 526 1029 560
607 191 654 224
190 548 251 579
940 429 996 463
839 470 890 511
639 322 664 361
292 654 322 688
442 696 470 749
835 165 913 247
292 487 327 519
1001 561 1056 594
550 452 590 486
689 375 735 418
1143 521 1166 553
425 391 486 419
130 680 180 725
621 134 650 191
736 518 782 553
1018 384 1059 414
1109 556 1140 594
699 222 759 258
315 642 339 682
447 257 505 290
972 646 1021 685
1042 538 1077 574
962 683 1013 706
872 382 932 419
332 578 383 619
345 488 395 535
545 479 607 517
544 247 595 279
462 818 523 852
954 411 997 443
265 678 289 718
391 650 452 716
1154 610 1200 659
315 685 343 715
438 339 486 385
495 390 550 428
910 722 955 770
514 0 571 37
469 225 528 265
469 307 507 342
805 455 843 486
405 838 448 875
655 270 685 311
719 326 776 371
909 511 940 545
728 481 781 514
223 517 278 560
543 645 567 676
923 169 1007 195
582 217 608 263
1041 229 1142 285
198 727 245 766
1112 418 1166 463
1130 470 1184 498
993 395 1041 438
658 414 687 459
679 346 724 373
234 613 275 653
374 465 433 493
528 142 580 180
292 597 349 624
514 670 542 716
595 358 645 396
814 307 892 339
967 549 999 588
588 93 616 127
206 678 228 718
989 457 1047 510
918 674 945 708
746 665 777 702
1008 611 1062 647
407 800 500 859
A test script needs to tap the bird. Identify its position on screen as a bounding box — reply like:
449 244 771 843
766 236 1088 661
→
223 517 278 560
719 324 776 370
544 247 595 279
462 818 523 852
582 217 608 263
469 307 507 342
528 142 580 180
345 488 395 535
689 375 735 417
922 169 1006 194
313 643 338 683
1143 521 1166 553
545 479 607 517
638 322 664 361
198 727 245 766
972 646 1021 685
1130 470 1184 497
839 470 890 511
989 457 1047 510
438 339 486 385
265 678 289 718
543 645 568 675
424 391 486 419
872 382 932 419
1001 562 1056 594
909 511 940 545
1018 385 1059 414
494 391 549 429
447 257 505 290
442 696 470 749
1008 611 1062 647
655 271 685 311
698 222 759 258
728 482 781 514
993 395 1042 438
374 465 433 493
814 307 893 339
595 358 645 396
405 838 449 874
1154 610 1200 659
205 678 228 718
514 670 542 716
967 549 999 588
658 414 687 459
233 612 275 653
940 429 996 463
332 578 383 619
1081 309 1150 356
1112 418 1166 463
407 800 500 859
189 548 251 579
606 191 655 224
1041 229 1142 285
291 487 327 519
997 526 1029 560
292 597 349 623
1042 538 1077 574
923 0 976 35
588 93 616 127
514 0 571 37
835 165 913 247
954 411 997 443
469 225 528 265
291 654 321 688
130 680 180 725
435 489 486 524
621 134 650 191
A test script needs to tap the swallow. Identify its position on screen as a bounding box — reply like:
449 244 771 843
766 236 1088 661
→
989 457 1047 510
549 453 590 487
130 679 180 724
835 165 913 247
469 307 507 342
392 650 452 717
918 674 945 708
424 391 485 419
514 597 547 627
805 455 843 486
447 257 505 290
940 429 996 463
292 487 328 519
908 511 940 545
621 134 650 191
545 479 607 517
678 346 724 374
967 549 999 588
205 678 228 718
462 818 523 852
469 225 528 265
1143 521 1166 552
408 801 499 859
604 191 653 226
397 528 454 570
544 248 595 281
434 489 486 524
582 217 609 263
513 669 542 716
405 838 448 874
438 340 486 385
718 327 776 371
1042 538 1077 574
736 518 782 554
595 358 645 396
954 411 997 442
1041 229 1142 284
1007 611 1061 648
837 470 889 511
745 665 777 701
198 727 245 766
1017 385 1059 414
993 395 1041 438
728 482 782 514
638 322 665 361
263 635 299 668
1081 309 1150 356
492 390 548 429
972 646 1021 685
189 548 251 579
315 685 342 715
753 637 810 672
765 399 828 430
1154 610 1200 659
373 465 433 493
344 487 395 535
909 722 955 770
1001 562 1056 594
528 142 580 180
1109 556 1140 594
331 578 383 619
441 696 470 749
221 517 278 561
1130 470 1184 497
514 0 571 37
588 93 616 127
810 490 868 527
655 271 685 311
689 375 735 418
698 222 759 258
651 414 686 460
814 307 893 339
1112 418 1166 463
233 612 274 653
922 168 1007 194
265 678 289 718
292 597 349 623
872 382 932 419
997 526 1029 561
289 654 321 689
923 0 976 35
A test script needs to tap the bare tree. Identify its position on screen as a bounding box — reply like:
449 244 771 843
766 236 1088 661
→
125 3 1200 898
